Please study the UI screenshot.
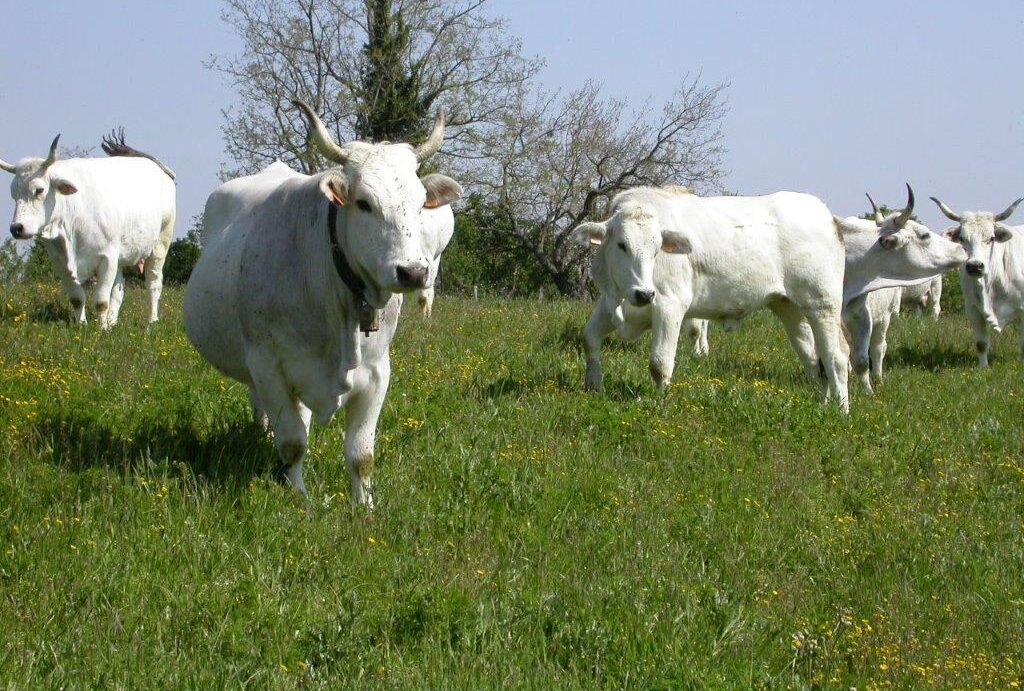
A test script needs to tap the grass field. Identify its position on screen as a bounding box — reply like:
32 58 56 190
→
1 283 1023 689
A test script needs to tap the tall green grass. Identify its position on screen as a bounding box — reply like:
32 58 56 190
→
1 283 1022 688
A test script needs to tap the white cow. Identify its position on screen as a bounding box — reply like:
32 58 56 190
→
575 186 850 411
836 187 967 391
931 195 1024 367
1 131 176 327
900 275 942 319
413 204 455 318
184 101 462 507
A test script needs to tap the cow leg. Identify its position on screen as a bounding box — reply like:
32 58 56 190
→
248 354 313 500
964 300 990 368
805 307 850 413
42 235 87 324
769 299 819 382
930 281 942 320
106 269 126 327
869 310 893 386
583 302 615 392
650 304 685 389
344 358 391 508
842 297 873 393
416 288 434 318
144 211 175 323
685 319 709 357
92 253 120 330
247 386 270 434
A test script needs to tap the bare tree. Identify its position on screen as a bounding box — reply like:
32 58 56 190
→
208 0 543 175
462 77 728 296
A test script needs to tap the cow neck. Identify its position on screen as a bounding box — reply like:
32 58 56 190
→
327 202 380 336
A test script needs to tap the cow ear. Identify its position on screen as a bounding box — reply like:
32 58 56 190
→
995 223 1014 243
422 174 462 209
51 177 78 195
661 229 692 254
573 221 607 246
318 172 348 207
879 233 900 250
944 226 961 242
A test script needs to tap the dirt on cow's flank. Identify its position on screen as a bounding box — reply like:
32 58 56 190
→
1 283 1023 689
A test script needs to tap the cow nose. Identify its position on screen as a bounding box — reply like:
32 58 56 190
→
633 289 655 306
10 223 25 239
395 263 429 289
965 260 985 277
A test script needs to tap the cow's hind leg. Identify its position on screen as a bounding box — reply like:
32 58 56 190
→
583 302 616 391
248 353 313 503
144 210 175 323
804 305 850 413
107 269 126 327
343 358 391 508
248 386 270 434
416 287 434 318
769 298 820 383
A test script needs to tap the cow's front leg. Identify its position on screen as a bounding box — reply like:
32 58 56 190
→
869 312 893 386
649 302 685 389
42 235 86 324
964 300 991 368
343 358 391 508
843 298 874 393
582 302 615 391
92 253 120 330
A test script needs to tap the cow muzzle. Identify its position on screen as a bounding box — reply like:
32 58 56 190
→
965 260 985 277
394 263 430 289
631 288 655 306
9 223 28 240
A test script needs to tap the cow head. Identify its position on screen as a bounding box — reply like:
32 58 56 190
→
573 202 691 307
930 196 1022 277
293 101 462 306
1 135 78 240
866 185 966 277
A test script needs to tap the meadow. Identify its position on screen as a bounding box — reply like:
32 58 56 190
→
1 282 1023 689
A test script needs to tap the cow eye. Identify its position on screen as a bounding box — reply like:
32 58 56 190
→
617 241 628 253
356 199 372 213
918 232 930 241
34 188 44 197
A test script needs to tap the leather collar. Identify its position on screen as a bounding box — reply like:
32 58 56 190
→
327 203 379 336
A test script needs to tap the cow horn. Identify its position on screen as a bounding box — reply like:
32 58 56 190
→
0 158 15 174
894 183 914 229
41 134 60 170
291 100 349 165
414 112 445 163
994 197 1024 222
865 193 884 225
930 196 962 223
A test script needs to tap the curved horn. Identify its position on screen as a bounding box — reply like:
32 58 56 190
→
894 183 915 228
930 196 962 223
994 197 1024 222
291 100 349 165
0 158 15 174
414 111 445 163
865 193 884 225
41 134 60 170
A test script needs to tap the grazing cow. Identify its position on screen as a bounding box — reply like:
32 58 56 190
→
575 186 850 411
931 195 1024 367
184 101 462 506
835 187 967 391
900 275 943 319
413 204 455 318
1 132 176 328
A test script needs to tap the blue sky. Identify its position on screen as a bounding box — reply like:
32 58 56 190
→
2 1 1022 236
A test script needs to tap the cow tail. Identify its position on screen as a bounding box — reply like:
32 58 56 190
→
101 128 177 181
